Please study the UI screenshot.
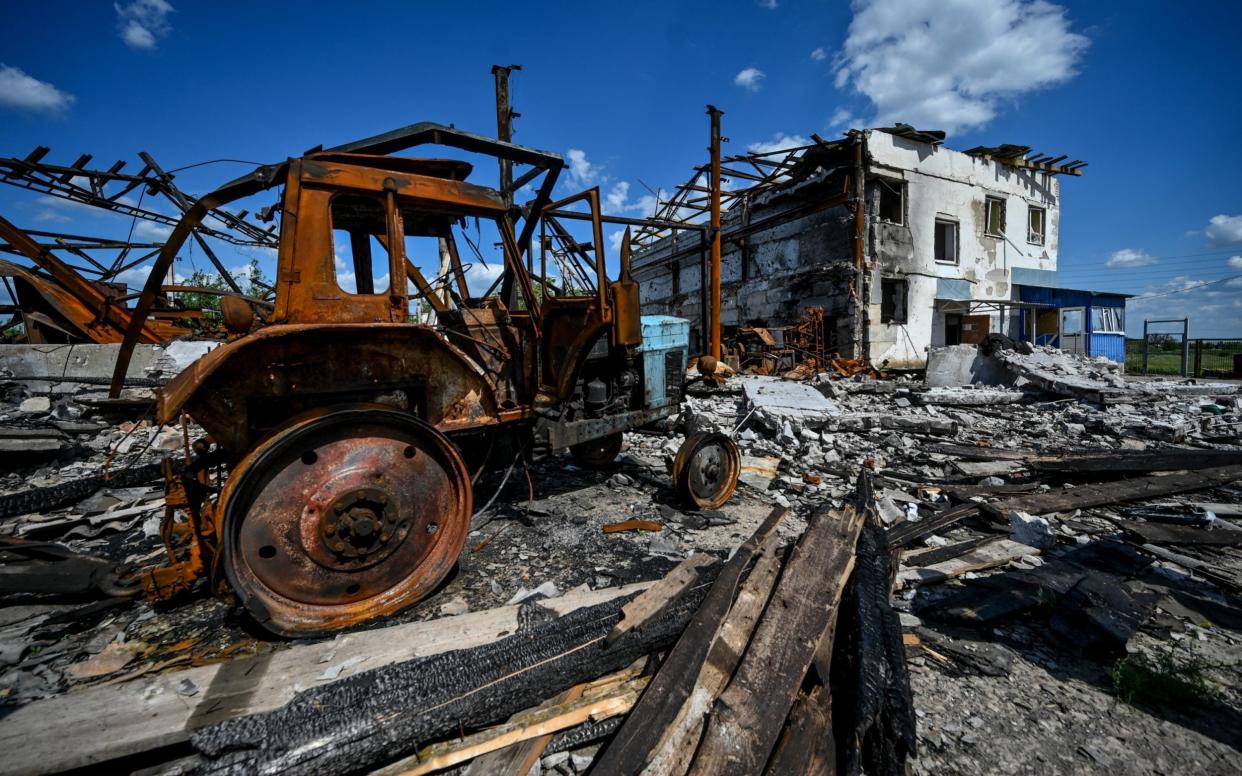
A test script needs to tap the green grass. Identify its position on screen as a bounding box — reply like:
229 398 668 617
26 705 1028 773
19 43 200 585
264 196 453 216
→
1125 344 1242 376
1108 652 1219 708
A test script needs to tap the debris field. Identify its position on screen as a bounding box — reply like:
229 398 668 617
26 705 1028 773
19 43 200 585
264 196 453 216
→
0 338 1240 775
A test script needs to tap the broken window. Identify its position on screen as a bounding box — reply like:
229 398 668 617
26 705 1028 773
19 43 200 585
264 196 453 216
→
1028 206 1046 245
330 193 392 295
1092 306 1124 333
880 278 907 324
934 219 958 264
877 179 905 225
985 196 1006 238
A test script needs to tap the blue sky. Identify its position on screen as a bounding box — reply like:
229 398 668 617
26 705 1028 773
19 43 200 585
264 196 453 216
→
1 0 1240 336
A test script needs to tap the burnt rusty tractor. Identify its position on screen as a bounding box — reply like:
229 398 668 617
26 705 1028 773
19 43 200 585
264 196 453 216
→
122 124 738 636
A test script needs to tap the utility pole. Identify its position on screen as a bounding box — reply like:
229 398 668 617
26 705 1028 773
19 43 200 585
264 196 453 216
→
491 64 522 203
707 104 724 360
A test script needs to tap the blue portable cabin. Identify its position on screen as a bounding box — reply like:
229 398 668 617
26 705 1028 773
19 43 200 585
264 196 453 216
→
1013 284 1131 363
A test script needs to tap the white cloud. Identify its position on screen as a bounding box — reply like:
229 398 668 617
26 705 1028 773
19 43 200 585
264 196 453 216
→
747 133 810 155
734 67 765 92
114 263 184 289
758 0 778 8
1205 214 1242 247
1227 256 1242 270
811 47 828 62
634 190 669 219
834 0 1088 135
565 148 597 187
115 0 174 51
464 262 504 296
333 253 357 293
32 209 71 224
1105 248 1157 269
608 230 626 255
828 108 857 128
0 65 75 113
605 181 630 212
133 221 173 241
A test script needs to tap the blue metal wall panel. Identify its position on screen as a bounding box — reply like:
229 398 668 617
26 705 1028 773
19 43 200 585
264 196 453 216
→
1014 285 1128 362
1090 332 1125 363
1015 284 1127 309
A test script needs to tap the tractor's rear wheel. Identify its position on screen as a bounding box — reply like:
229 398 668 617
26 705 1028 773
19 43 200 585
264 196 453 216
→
220 406 471 637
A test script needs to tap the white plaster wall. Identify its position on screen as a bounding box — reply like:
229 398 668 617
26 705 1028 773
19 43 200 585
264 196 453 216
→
868 130 1063 366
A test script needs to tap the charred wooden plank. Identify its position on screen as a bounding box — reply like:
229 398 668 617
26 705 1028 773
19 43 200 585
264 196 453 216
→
1120 521 1242 547
0 583 654 776
607 552 713 645
590 507 787 776
924 540 1153 625
922 443 1033 461
687 503 865 775
886 504 979 549
987 465 1242 517
372 672 649 776
1028 449 1242 473
899 535 994 567
190 576 716 775
897 539 1038 589
829 475 917 776
0 460 173 519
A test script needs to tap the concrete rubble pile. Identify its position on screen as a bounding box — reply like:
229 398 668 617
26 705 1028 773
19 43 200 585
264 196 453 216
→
0 341 1240 775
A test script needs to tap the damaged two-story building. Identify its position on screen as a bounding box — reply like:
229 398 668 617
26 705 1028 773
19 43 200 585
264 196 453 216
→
630 124 1127 368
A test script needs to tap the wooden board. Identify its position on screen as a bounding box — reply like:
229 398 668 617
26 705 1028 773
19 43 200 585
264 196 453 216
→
988 465 1242 517
688 504 865 776
897 539 1038 588
641 537 786 776
1121 521 1242 547
373 672 648 776
900 535 995 567
886 504 980 549
1029 449 1242 473
0 582 651 775
591 507 788 776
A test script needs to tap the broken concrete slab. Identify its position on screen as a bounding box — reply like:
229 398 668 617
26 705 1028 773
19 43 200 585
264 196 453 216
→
914 387 1025 406
924 344 1008 387
738 376 842 431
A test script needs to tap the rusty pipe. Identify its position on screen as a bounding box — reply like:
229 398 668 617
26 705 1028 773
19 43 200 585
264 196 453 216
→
707 105 723 360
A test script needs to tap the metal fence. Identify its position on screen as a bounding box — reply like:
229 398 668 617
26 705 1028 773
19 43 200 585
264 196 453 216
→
1125 338 1242 377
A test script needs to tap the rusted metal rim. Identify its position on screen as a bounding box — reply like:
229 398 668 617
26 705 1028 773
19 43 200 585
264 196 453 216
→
673 432 741 510
570 432 624 469
220 405 471 637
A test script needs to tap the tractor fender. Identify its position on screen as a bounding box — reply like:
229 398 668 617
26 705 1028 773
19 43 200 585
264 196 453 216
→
159 323 499 455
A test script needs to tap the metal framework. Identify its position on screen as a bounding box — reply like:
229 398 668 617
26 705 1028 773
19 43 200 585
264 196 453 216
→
0 147 279 296
629 137 822 248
